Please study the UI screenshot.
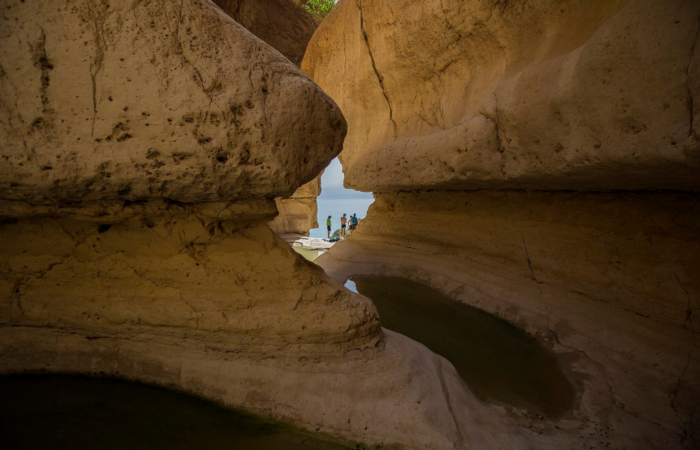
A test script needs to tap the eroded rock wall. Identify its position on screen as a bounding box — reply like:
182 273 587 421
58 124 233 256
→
1 2 547 449
1 0 340 203
304 0 699 192
0 0 369 350
308 0 700 448
0 200 379 352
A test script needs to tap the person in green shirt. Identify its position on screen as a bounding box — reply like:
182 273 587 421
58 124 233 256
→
326 215 332 239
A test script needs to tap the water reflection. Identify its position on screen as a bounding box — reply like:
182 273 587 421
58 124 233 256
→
347 276 576 418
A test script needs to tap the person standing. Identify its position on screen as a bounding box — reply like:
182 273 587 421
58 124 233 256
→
340 214 347 238
326 215 332 239
350 213 358 233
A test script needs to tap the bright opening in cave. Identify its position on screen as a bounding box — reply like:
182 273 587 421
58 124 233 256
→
310 157 374 239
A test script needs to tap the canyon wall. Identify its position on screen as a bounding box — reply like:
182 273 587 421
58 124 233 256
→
213 0 324 236
0 2 520 449
309 0 700 448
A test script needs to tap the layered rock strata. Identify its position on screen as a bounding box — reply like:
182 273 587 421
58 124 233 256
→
308 0 700 448
0 0 360 346
0 2 522 449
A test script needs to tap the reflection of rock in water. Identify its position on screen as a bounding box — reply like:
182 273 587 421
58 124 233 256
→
0 375 346 450
348 276 576 418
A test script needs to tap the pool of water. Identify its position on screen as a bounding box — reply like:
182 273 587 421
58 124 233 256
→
346 276 576 418
0 375 349 450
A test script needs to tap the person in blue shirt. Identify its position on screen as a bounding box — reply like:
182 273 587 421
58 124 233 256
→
350 213 359 232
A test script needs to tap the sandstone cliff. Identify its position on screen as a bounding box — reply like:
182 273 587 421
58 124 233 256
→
308 0 700 449
0 0 373 348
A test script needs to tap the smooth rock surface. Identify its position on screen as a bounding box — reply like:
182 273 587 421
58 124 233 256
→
0 324 551 450
307 1 700 447
317 190 700 449
303 0 700 192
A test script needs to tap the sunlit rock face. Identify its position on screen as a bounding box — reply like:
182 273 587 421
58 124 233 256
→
307 0 700 449
0 0 366 346
304 0 699 192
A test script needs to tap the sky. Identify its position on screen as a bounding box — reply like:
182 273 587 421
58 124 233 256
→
321 157 344 188
320 158 373 199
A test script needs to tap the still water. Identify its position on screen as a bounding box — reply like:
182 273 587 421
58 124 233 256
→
346 276 576 418
0 375 349 450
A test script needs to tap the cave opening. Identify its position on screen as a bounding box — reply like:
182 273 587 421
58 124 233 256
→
281 156 374 262
311 157 373 240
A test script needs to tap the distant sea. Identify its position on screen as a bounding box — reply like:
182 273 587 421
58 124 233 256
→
310 197 375 239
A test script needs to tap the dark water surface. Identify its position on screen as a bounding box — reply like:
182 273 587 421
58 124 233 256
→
346 276 576 418
0 375 349 450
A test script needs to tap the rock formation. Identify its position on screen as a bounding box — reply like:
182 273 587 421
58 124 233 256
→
308 0 700 449
0 0 367 343
0 2 511 449
304 0 699 192
213 0 324 236
2 0 698 448
213 0 318 66
268 173 322 236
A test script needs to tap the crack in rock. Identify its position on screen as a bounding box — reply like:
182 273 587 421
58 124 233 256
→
357 0 397 137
